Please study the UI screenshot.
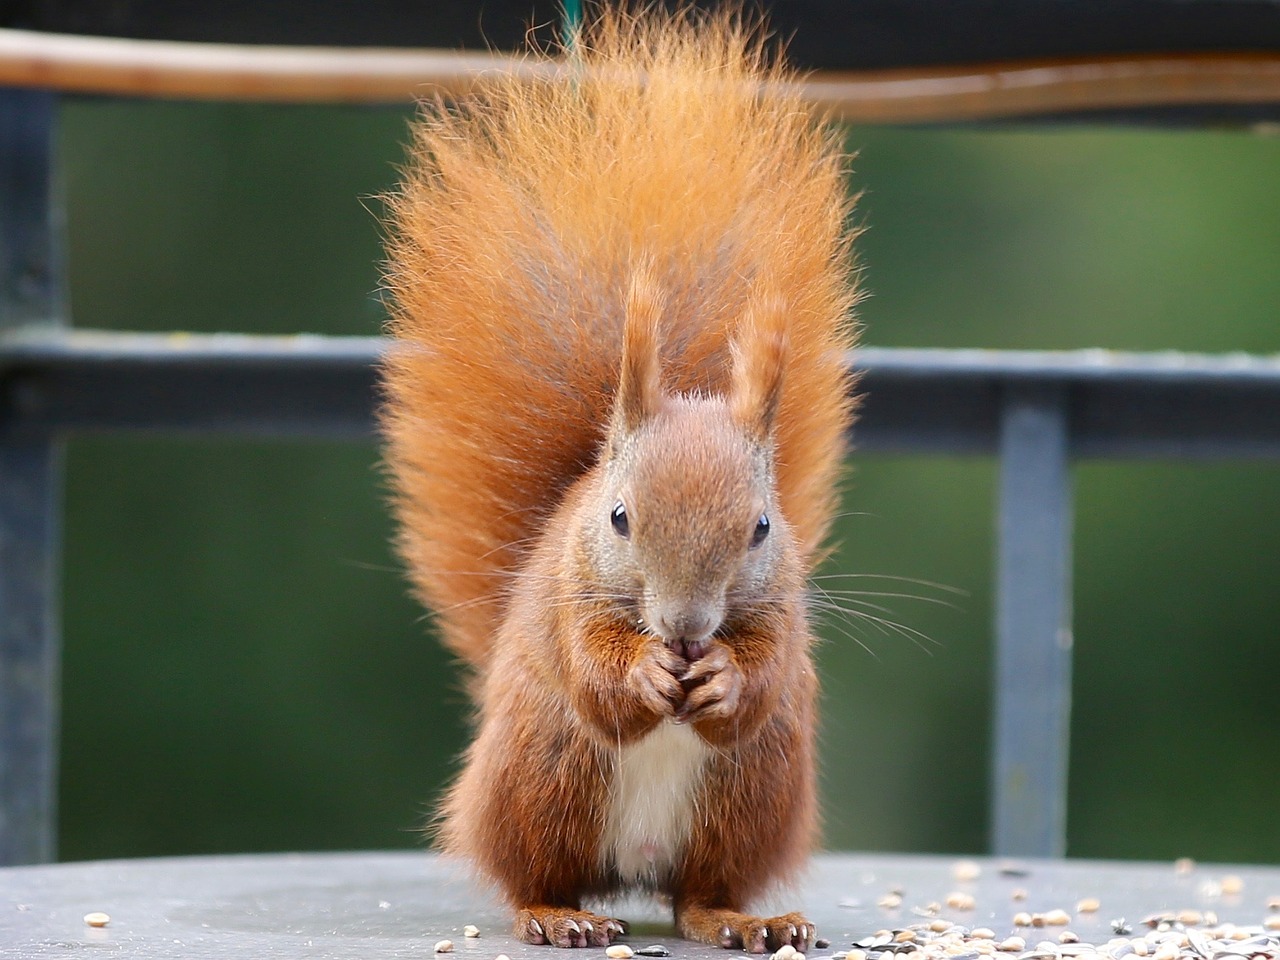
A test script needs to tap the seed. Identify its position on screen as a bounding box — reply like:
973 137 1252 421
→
1044 910 1072 927
1174 859 1196 876
849 951 868 960
1264 916 1280 932
954 861 983 882
636 948 671 957
972 929 996 940
1131 941 1148 957
1267 897 1280 912
434 941 454 953
464 925 481 938
1001 938 1027 952
895 931 918 943
83 912 110 928
931 921 952 933
774 946 798 960
878 894 904 910
1151 946 1178 960
1059 933 1079 944
607 946 635 959
1220 875 1244 896
1014 914 1034 928
816 941 832 951
946 892 977 911
1176 910 1203 926
496 955 511 960
1013 890 1029 902
1077 899 1101 914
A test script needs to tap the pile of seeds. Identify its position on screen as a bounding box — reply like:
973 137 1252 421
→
814 914 1280 960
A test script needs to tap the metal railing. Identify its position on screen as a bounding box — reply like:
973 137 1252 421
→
3 38 1280 867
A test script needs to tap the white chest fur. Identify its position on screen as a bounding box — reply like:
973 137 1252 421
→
600 721 711 886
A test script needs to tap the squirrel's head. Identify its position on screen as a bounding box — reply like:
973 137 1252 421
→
583 267 799 659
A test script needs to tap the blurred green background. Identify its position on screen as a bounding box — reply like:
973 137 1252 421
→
54 99 1280 864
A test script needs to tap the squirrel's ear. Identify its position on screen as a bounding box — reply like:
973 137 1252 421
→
611 265 666 438
730 296 788 443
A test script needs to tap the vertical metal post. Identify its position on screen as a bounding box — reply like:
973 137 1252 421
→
0 88 64 866
992 384 1073 859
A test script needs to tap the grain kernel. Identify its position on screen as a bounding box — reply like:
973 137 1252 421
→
1076 899 1101 914
953 860 983 882
945 892 976 911
1264 916 1280 932
1012 889 1029 902
773 946 797 960
878 894 904 909
83 912 110 928
1044 910 1072 926
607 946 635 959
971 928 996 940
1013 913 1033 927
434 940 454 953
999 937 1027 951
895 930 918 943
1060 932 1079 944
929 920 952 933
1220 875 1244 895
495 955 511 960
464 925 481 938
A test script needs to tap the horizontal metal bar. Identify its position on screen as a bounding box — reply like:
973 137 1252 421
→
3 330 1280 457
1 27 1278 124
0 330 380 439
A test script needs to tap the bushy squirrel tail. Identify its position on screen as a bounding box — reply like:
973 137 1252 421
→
380 6 860 668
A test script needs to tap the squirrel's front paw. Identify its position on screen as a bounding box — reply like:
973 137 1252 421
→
628 642 686 717
674 645 741 724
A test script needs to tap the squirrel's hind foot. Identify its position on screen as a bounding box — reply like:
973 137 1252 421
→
516 907 627 948
677 905 814 954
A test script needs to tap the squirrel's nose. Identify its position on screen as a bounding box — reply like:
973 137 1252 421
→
655 608 717 649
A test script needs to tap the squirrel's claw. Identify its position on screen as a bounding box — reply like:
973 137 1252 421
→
679 907 814 954
515 908 625 948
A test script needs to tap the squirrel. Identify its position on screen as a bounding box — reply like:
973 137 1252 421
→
379 6 859 953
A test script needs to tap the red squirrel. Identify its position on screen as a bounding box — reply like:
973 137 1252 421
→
379 7 859 952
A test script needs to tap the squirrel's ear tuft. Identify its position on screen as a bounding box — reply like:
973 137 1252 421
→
611 264 666 438
730 295 788 444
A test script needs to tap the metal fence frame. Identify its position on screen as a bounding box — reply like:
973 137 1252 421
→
3 82 1280 868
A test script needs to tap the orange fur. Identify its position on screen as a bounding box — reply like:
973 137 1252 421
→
380 5 859 951
381 6 859 667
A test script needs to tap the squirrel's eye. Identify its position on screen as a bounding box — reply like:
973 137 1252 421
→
750 512 770 548
610 500 630 539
